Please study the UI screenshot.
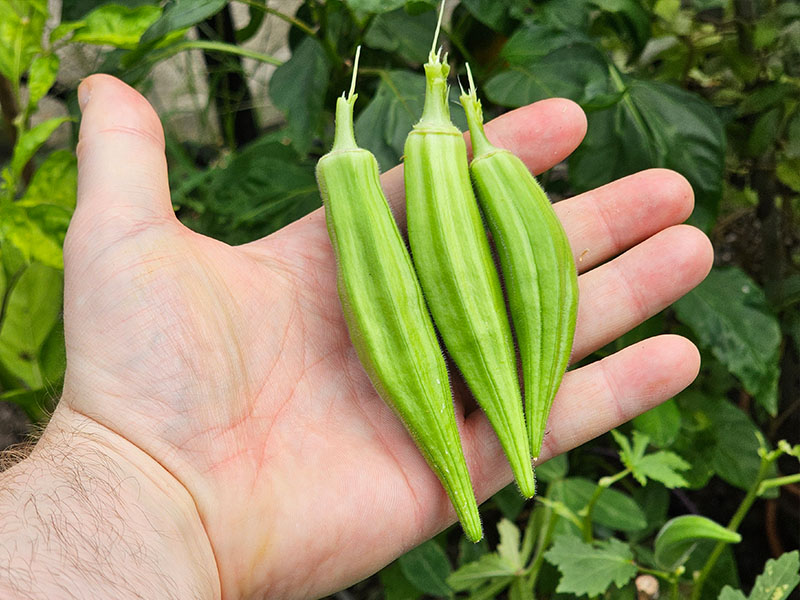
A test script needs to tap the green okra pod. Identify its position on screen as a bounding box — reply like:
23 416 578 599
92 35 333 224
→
316 49 482 541
403 16 536 498
459 66 579 461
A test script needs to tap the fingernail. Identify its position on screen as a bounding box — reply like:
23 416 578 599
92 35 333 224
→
78 79 92 112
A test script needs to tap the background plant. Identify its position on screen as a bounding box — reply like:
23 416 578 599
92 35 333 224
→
0 0 798 598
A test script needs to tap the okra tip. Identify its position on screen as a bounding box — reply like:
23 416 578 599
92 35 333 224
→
458 63 494 159
330 47 362 153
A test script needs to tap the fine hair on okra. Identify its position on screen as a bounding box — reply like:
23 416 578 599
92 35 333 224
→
459 65 579 461
403 6 536 498
315 47 482 542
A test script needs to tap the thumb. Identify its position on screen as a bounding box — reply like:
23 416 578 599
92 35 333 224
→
72 74 177 235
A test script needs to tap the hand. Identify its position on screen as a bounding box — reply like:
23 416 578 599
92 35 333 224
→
16 74 711 599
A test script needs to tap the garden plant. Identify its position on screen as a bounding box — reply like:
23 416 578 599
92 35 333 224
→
0 1 798 599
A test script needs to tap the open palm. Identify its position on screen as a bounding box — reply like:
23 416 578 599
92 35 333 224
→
59 74 711 599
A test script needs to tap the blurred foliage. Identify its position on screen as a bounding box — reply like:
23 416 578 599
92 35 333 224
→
0 0 798 598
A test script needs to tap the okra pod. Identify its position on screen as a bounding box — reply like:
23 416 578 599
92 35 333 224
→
459 66 579 460
404 17 536 498
316 50 482 541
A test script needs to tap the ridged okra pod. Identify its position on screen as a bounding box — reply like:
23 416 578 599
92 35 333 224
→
459 67 579 461
315 53 482 541
403 31 535 497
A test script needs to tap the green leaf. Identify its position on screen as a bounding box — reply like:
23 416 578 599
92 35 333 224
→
448 554 517 591
676 392 771 491
536 452 568 482
0 263 63 389
20 150 78 210
492 484 526 521
344 0 406 14
27 53 59 111
380 561 422 600
497 519 522 570
9 117 70 181
182 133 320 244
0 0 47 84
745 551 800 600
569 79 725 232
719 588 747 600
673 267 781 415
140 0 224 43
633 399 681 447
485 42 611 108
459 0 526 32
354 70 467 171
614 430 689 488
747 107 782 157
269 37 330 156
737 83 796 116
551 477 647 532
398 540 453 597
71 4 162 49
635 451 690 488
0 204 65 268
545 534 637 597
654 516 741 570
364 7 437 64
776 159 800 193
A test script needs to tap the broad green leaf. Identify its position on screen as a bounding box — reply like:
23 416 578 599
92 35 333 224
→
536 452 568 482
551 477 647 532
364 7 436 64
496 519 522 570
677 392 771 491
632 482 670 538
61 0 154 20
737 83 796 116
485 43 611 108
719 588 747 600
181 133 320 244
689 542 741 600
27 53 59 111
458 535 489 566
140 0 224 43
0 0 46 84
654 516 740 570
747 107 782 157
591 0 651 51
10 117 70 181
614 429 689 488
500 23 588 65
345 0 406 14
380 561 422 600
0 204 65 268
492 484 526 521
269 37 330 156
0 387 52 422
745 551 800 600
354 70 467 171
633 399 681 447
776 159 800 193
0 263 63 389
635 451 690 488
399 540 453 597
20 150 78 210
785 112 800 158
569 79 724 232
40 319 66 386
674 267 780 415
448 553 518 591
545 534 637 597
71 4 162 49
459 0 528 32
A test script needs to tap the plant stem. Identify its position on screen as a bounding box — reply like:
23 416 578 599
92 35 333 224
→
580 469 630 542
690 453 776 600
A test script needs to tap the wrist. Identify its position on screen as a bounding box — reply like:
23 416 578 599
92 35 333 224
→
0 404 220 599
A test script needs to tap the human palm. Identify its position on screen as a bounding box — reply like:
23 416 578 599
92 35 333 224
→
58 74 711 599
